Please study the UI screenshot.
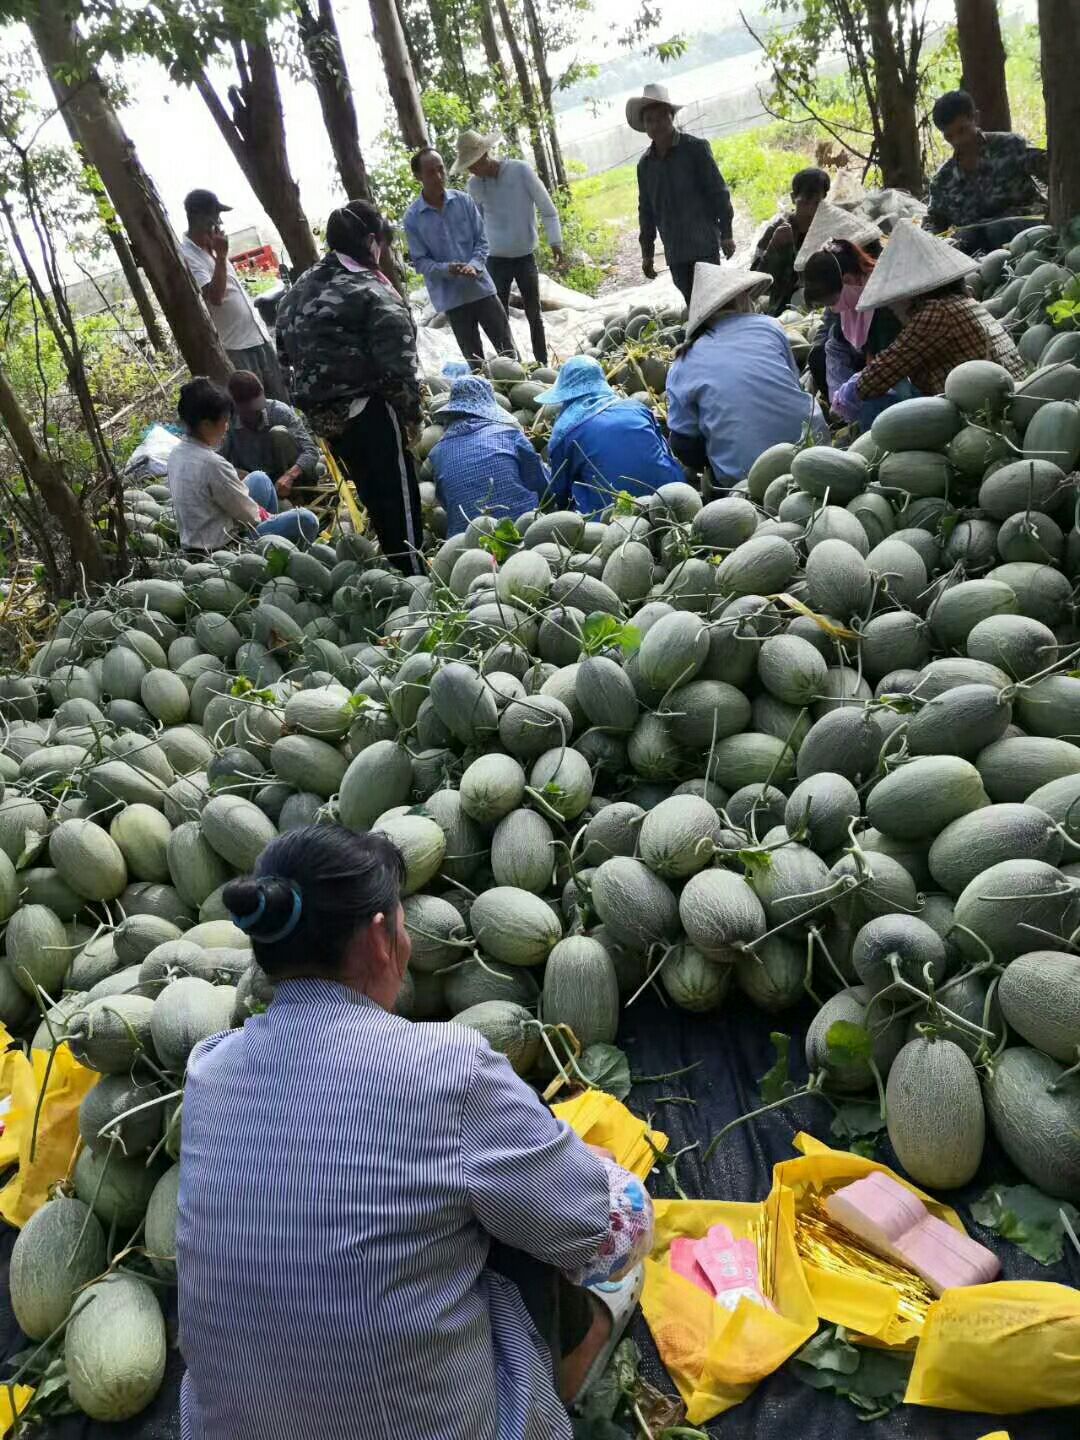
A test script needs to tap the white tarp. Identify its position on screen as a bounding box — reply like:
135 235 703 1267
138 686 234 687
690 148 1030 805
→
413 271 685 378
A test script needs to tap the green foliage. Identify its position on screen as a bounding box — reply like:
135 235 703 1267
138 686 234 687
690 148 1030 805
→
580 613 640 657
370 89 473 223
791 1325 913 1419
972 1182 1080 1266
577 1042 632 1099
759 1030 799 1103
829 1098 885 1159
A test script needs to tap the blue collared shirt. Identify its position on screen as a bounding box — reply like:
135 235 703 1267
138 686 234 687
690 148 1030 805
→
176 978 613 1440
404 189 496 315
666 313 828 482
431 418 552 534
547 398 685 518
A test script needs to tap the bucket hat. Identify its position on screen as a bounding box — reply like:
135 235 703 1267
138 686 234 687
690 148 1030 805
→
684 264 773 345
626 84 683 134
450 129 500 175
438 376 513 424
534 356 614 408
793 200 883 272
857 219 978 311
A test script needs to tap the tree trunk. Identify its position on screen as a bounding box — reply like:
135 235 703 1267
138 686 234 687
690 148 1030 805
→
0 363 108 587
368 0 429 150
104 224 168 351
493 0 554 191
394 0 428 87
521 0 567 190
1038 0 1080 224
476 0 519 151
954 0 1011 132
28 1 231 382
863 0 924 193
193 35 318 276
296 0 370 201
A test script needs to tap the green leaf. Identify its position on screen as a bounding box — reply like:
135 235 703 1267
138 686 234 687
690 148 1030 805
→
829 1098 886 1159
477 516 523 563
971 1182 1080 1266
265 546 289 578
612 490 636 516
790 1325 911 1418
581 612 641 657
759 1031 798 1104
825 1020 873 1067
579 1043 632 1100
739 848 773 876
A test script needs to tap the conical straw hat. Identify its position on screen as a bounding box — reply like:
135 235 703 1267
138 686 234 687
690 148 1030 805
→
856 219 978 311
793 200 883 272
684 264 773 344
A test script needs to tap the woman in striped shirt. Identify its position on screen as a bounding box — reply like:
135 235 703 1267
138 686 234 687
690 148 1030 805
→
176 825 653 1440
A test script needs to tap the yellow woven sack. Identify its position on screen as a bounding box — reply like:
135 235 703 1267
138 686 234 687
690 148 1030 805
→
772 1133 969 1349
0 1043 98 1229
639 1186 818 1424
905 1282 1080 1413
0 1384 34 1436
553 1090 667 1181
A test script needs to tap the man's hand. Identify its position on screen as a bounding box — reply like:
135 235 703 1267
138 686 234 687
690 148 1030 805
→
721 236 736 260
551 245 564 266
768 222 794 253
210 231 229 262
642 257 657 280
449 262 478 278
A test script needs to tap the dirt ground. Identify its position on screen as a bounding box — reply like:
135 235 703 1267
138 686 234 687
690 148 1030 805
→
597 203 766 294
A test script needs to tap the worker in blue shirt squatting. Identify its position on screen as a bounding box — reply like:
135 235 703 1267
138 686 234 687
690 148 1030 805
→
665 265 828 492
404 147 516 371
430 376 554 536
536 356 686 518
458 128 563 367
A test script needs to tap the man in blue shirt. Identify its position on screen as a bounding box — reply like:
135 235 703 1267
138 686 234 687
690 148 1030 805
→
430 376 552 535
404 148 516 371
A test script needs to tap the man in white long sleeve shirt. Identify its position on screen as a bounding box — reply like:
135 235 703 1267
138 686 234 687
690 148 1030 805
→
457 130 563 366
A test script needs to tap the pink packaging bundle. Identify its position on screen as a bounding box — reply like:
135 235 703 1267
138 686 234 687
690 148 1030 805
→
824 1172 1000 1296
669 1224 774 1312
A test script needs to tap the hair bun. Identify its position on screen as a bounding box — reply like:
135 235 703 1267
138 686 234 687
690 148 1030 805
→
222 875 263 922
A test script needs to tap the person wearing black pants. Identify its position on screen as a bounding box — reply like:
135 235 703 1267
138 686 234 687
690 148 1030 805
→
444 293 516 372
486 255 547 367
275 199 426 576
328 399 424 576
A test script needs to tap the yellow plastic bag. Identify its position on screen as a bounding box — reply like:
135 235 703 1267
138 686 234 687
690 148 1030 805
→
0 1043 98 1229
905 1282 1080 1413
0 1385 34 1436
553 1091 668 1181
772 1133 969 1349
640 1186 818 1424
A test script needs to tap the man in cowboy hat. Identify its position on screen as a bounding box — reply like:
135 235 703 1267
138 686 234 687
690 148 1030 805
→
628 84 735 306
180 188 288 400
429 375 552 534
666 264 827 489
403 147 516 371
458 129 563 367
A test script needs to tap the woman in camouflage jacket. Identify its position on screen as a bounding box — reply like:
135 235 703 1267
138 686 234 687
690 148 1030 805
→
276 201 425 574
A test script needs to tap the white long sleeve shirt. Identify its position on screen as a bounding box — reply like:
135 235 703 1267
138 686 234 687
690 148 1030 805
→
468 159 562 259
167 435 260 551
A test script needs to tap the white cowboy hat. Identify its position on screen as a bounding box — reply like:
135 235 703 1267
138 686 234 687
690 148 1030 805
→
684 264 773 345
626 83 683 134
450 128 500 175
856 219 978 310
793 200 884 272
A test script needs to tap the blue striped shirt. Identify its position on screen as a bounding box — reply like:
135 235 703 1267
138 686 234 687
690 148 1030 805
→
404 189 496 315
432 419 553 535
177 979 612 1440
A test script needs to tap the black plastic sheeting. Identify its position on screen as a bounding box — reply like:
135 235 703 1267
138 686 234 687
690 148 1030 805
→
1 991 1076 1439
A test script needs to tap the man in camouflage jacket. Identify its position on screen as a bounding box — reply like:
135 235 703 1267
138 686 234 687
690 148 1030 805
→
275 217 425 574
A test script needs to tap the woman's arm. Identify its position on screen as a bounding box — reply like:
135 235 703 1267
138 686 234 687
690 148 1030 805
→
208 455 261 528
461 1043 653 1282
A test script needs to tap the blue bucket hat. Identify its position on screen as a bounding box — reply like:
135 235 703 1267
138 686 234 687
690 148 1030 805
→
535 355 614 409
438 375 513 424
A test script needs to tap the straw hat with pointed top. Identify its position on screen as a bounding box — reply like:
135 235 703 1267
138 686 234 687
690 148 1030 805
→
450 129 500 175
793 200 883 272
626 83 683 133
683 264 773 345
856 220 978 311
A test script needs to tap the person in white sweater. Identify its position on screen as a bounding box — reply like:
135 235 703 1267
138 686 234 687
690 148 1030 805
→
457 129 563 366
